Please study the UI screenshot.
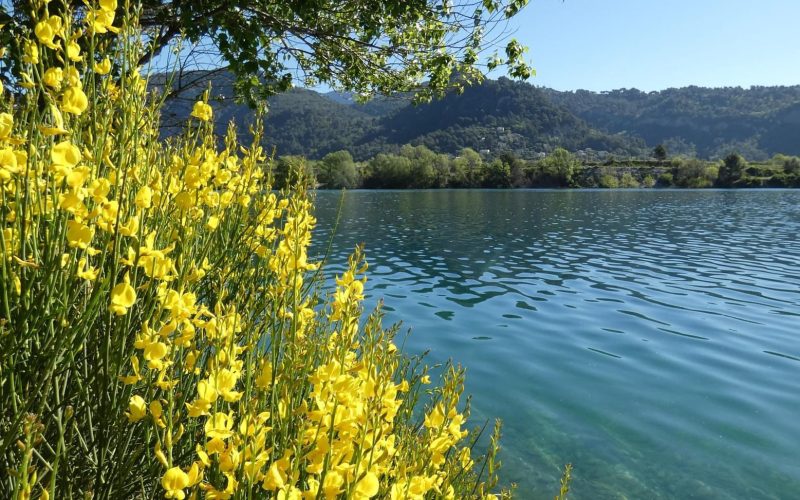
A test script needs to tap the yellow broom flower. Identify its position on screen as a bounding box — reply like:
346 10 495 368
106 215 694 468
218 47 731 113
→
190 101 213 122
110 272 136 315
61 86 88 115
161 467 189 499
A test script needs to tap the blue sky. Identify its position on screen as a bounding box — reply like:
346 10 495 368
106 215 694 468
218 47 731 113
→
499 0 800 91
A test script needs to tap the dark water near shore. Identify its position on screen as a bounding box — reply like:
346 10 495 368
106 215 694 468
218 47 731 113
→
311 189 800 499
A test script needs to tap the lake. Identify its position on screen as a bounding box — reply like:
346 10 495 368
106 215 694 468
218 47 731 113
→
311 189 800 499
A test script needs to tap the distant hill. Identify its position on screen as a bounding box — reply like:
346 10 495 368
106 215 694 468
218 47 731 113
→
349 77 642 159
323 90 413 118
157 70 800 161
154 71 375 158
543 86 800 159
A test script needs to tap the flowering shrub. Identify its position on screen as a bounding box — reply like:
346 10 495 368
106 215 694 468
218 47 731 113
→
0 2 508 499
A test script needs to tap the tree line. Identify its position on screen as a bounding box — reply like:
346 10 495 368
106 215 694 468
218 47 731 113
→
273 145 800 190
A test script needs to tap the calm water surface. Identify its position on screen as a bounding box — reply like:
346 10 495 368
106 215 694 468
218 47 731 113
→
311 190 800 499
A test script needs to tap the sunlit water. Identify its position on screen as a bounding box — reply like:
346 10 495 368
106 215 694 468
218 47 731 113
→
310 190 800 499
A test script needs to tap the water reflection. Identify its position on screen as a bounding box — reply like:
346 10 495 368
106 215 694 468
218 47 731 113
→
312 189 800 499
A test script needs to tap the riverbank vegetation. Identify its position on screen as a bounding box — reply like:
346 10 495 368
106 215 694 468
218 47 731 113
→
0 4 528 498
276 147 800 190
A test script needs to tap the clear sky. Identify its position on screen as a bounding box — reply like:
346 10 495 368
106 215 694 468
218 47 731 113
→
500 0 800 91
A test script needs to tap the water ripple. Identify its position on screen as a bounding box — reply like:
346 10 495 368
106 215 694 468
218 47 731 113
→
312 189 800 499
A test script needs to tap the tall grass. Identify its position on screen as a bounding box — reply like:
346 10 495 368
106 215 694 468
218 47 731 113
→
0 3 513 499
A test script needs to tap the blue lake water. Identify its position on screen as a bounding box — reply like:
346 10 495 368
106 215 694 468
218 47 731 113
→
311 189 800 499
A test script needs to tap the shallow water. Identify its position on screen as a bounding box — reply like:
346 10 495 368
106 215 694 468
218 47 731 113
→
311 189 800 499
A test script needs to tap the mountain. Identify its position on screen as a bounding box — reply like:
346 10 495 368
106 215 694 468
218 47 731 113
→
543 86 800 159
323 91 412 118
156 70 800 161
349 77 641 159
154 71 375 158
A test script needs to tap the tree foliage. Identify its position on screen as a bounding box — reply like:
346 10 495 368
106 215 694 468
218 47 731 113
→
311 148 800 190
536 148 580 186
783 157 800 175
0 0 534 101
718 153 747 186
318 150 359 189
672 158 718 188
653 144 667 161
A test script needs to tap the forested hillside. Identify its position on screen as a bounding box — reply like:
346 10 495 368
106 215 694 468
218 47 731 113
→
157 70 800 161
157 71 642 159
544 86 800 159
352 77 643 159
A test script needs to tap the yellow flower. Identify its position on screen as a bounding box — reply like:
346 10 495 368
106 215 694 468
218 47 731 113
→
155 443 169 468
187 462 203 487
262 462 286 491
218 447 240 473
190 101 213 122
40 104 70 136
66 166 90 189
150 400 166 427
354 472 380 499
43 67 64 88
66 220 93 249
65 67 81 87
61 86 88 115
0 148 19 180
135 185 152 209
76 257 98 281
142 340 167 369
211 368 241 402
161 289 198 320
186 379 216 417
126 395 147 422
424 404 445 429
86 8 117 34
407 476 435 497
204 412 234 440
255 361 273 390
0 112 14 139
88 178 111 202
100 0 118 11
97 199 119 226
110 272 136 315
206 437 226 455
35 17 61 50
173 191 195 210
206 215 219 230
22 42 39 64
161 467 189 500
66 41 82 62
322 470 344 498
94 57 112 75
119 356 142 385
52 140 82 169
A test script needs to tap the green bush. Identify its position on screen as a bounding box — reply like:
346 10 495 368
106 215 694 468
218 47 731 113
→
598 174 619 188
619 172 639 188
